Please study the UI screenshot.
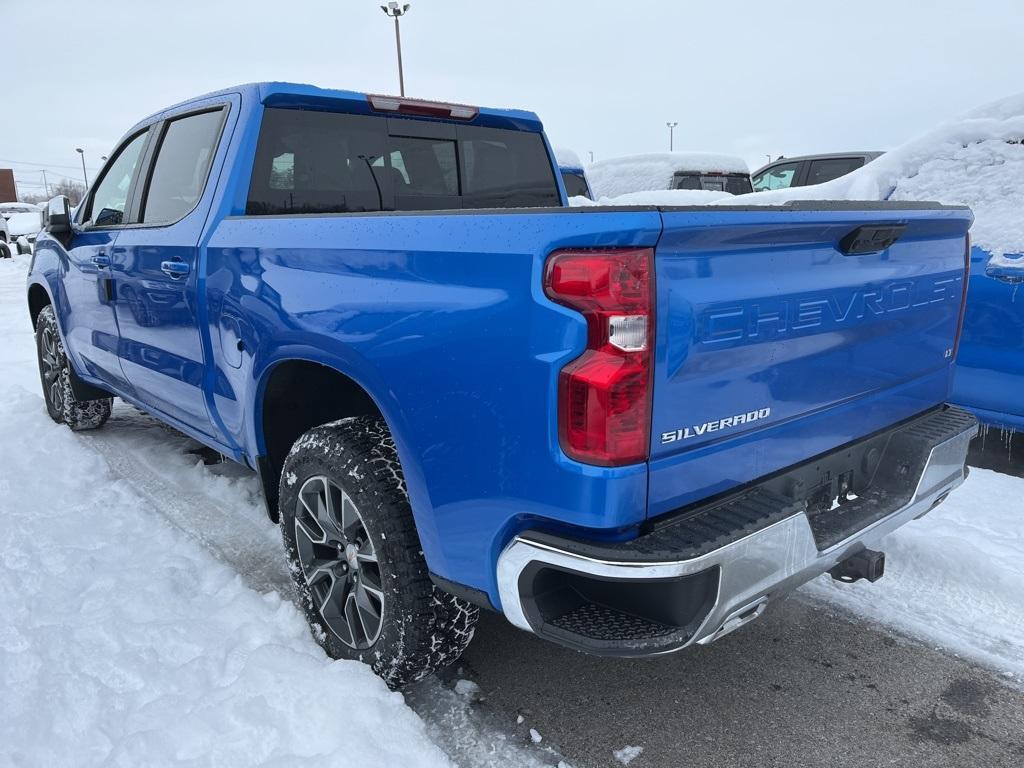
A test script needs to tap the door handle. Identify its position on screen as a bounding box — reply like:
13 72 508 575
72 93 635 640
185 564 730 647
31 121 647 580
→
985 263 1024 284
160 260 191 279
92 253 111 267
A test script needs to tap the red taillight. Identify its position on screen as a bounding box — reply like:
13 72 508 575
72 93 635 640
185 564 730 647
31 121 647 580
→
544 248 655 466
367 94 479 120
952 232 972 358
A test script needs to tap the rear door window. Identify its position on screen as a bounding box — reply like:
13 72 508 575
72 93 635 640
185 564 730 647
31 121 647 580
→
752 162 800 192
806 157 865 185
142 109 224 224
246 107 560 215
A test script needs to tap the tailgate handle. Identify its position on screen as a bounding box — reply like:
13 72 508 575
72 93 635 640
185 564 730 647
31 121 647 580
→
838 225 906 255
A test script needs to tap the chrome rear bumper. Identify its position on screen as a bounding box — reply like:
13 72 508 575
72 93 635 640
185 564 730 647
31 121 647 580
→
496 407 977 656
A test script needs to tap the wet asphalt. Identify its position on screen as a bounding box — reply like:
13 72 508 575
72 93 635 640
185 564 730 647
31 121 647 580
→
457 594 1024 768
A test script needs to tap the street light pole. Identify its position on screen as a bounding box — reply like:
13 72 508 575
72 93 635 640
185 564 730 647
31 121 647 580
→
381 3 411 96
666 122 678 152
75 148 89 188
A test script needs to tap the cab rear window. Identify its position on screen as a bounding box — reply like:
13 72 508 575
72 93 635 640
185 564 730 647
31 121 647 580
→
246 107 560 215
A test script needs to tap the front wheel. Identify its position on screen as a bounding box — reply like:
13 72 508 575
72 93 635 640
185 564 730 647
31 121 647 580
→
280 416 478 689
0 241 10 259
35 305 112 430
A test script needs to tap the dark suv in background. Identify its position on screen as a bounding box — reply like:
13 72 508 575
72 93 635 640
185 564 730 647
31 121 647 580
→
752 152 883 191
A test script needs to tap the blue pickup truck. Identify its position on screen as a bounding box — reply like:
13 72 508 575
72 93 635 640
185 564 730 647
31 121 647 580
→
28 83 978 688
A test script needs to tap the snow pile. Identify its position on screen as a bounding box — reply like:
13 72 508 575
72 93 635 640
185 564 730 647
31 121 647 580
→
553 146 583 169
0 261 453 766
569 188 733 207
588 152 749 198
731 92 1024 257
613 745 644 765
807 467 1024 681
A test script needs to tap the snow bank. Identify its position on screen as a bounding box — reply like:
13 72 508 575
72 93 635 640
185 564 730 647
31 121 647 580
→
569 188 733 207
0 262 452 766
553 145 583 169
807 466 1024 681
588 152 750 198
730 92 1024 257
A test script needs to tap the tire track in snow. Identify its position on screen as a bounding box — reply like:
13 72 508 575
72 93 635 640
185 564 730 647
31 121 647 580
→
81 406 566 768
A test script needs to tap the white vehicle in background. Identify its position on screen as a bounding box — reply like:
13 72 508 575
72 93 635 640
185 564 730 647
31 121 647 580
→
0 213 10 258
587 152 752 199
7 210 44 254
0 202 44 255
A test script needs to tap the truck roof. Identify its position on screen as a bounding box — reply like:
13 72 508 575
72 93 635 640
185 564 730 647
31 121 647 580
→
129 81 545 134
756 151 884 171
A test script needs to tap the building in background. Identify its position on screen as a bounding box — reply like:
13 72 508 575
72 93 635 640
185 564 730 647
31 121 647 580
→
0 170 16 202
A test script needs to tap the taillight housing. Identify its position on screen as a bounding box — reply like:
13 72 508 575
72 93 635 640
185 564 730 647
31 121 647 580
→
544 248 655 466
952 232 972 359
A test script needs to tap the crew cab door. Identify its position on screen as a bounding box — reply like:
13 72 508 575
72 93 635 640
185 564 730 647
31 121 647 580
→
109 102 231 439
60 128 151 392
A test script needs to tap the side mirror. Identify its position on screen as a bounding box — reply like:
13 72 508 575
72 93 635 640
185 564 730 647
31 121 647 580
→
45 196 72 235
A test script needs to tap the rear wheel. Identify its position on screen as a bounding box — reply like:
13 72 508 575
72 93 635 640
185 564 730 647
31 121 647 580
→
35 305 112 430
280 416 478 689
0 241 10 259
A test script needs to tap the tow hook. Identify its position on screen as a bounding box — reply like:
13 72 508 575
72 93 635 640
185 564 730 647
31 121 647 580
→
830 548 886 583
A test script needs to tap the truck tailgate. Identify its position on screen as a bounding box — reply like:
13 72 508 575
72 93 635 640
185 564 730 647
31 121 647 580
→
648 203 972 517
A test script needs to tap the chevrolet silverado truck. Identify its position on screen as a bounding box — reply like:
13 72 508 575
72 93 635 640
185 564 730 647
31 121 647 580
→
28 82 977 689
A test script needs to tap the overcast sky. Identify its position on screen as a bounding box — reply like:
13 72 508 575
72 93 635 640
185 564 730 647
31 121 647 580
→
3 0 1021 197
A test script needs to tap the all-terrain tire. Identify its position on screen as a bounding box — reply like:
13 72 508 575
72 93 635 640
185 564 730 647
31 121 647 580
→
35 305 112 430
280 416 478 689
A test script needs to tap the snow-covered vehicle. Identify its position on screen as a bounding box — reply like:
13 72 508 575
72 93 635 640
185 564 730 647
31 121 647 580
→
0 213 10 258
737 93 1024 433
751 152 883 192
0 201 43 221
587 152 751 199
553 147 593 200
6 210 44 254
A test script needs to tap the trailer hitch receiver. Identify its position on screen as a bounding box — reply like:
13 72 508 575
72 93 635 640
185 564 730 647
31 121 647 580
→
830 548 886 583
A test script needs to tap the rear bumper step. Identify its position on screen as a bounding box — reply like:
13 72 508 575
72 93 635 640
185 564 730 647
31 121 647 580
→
496 405 977 656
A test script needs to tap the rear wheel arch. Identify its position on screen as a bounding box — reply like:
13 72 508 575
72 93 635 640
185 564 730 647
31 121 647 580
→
255 358 394 521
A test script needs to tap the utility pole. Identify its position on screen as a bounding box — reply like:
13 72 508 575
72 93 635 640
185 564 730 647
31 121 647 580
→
381 3 411 96
666 122 678 152
41 170 50 197
588 151 594 163
75 148 89 188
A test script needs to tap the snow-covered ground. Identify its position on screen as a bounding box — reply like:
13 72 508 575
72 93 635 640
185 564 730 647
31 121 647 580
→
0 254 556 767
1 252 1022 765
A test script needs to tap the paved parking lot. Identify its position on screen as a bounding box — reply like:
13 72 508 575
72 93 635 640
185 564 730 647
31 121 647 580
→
458 596 1024 768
